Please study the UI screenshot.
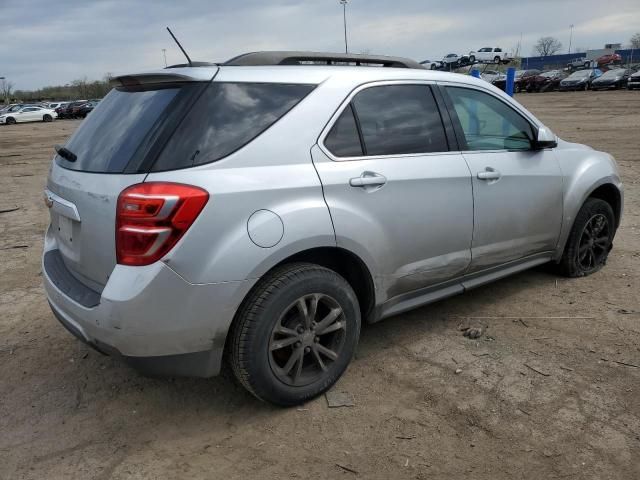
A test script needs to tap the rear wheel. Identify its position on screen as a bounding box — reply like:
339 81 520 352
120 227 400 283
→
557 198 615 277
229 263 361 406
43 114 52 122
494 56 501 64
469 55 476 63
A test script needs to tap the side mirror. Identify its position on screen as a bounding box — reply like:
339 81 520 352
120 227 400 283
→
534 126 558 149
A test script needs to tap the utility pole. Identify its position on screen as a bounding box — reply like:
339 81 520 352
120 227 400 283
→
568 24 574 55
340 0 348 54
162 49 167 67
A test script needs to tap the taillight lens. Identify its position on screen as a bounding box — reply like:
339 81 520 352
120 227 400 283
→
116 182 209 266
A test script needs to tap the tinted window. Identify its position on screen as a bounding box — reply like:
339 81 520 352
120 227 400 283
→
58 86 180 172
324 105 363 157
446 87 534 151
351 85 448 156
153 82 314 171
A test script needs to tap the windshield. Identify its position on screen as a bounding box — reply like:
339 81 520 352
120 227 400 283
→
57 86 183 173
600 69 624 79
569 71 591 79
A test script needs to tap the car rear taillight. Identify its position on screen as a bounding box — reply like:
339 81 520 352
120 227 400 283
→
116 182 209 266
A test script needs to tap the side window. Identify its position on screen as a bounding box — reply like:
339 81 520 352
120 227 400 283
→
351 85 448 156
445 87 534 151
324 105 363 157
495 48 502 52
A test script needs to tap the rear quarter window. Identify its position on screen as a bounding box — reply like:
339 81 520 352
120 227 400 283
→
151 82 315 171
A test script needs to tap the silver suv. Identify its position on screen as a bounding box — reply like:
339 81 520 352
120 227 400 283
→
43 52 623 406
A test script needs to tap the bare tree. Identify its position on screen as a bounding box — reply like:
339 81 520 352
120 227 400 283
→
534 36 563 57
1 78 14 105
631 33 640 49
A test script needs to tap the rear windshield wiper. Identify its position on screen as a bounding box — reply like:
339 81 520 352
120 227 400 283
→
54 144 77 163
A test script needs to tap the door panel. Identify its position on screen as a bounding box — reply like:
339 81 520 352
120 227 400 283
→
463 150 563 271
442 84 563 272
313 83 474 302
312 146 473 302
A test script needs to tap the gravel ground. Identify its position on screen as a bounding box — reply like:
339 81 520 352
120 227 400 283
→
0 90 638 480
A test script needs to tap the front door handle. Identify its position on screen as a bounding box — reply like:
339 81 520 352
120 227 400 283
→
349 171 387 188
477 168 501 181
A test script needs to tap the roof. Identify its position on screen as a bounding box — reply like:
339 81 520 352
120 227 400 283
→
224 51 425 69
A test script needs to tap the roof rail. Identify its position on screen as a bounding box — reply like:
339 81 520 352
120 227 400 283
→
165 61 217 69
224 51 426 70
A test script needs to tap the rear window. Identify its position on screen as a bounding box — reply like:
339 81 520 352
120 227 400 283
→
56 86 181 173
151 82 314 171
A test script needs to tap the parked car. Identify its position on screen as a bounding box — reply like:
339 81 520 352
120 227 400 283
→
480 70 504 83
419 59 441 70
525 70 568 92
596 53 622 67
492 69 541 92
442 53 462 68
43 51 623 406
48 101 69 110
628 70 640 89
567 57 592 71
57 101 87 119
468 47 511 64
559 69 603 91
0 106 56 124
75 101 99 118
590 68 633 90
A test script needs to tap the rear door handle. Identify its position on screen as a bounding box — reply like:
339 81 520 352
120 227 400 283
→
349 171 387 188
477 168 501 181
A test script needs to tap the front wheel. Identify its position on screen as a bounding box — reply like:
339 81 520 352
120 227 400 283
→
494 56 501 63
228 263 361 406
5 117 16 125
469 55 476 63
557 198 615 277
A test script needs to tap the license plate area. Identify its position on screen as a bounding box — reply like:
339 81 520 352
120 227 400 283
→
58 215 74 245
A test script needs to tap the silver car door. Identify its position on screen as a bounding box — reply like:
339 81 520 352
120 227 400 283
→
312 82 473 304
441 84 563 272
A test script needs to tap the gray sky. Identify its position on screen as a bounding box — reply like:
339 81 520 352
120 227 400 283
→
2 0 639 90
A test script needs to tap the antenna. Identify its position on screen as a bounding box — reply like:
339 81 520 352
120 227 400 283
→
166 27 193 67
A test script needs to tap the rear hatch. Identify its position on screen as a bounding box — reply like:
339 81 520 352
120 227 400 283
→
46 69 216 289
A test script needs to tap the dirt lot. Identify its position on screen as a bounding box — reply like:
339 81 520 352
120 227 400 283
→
1 91 639 480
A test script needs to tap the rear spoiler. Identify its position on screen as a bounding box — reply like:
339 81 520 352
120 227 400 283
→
112 67 219 87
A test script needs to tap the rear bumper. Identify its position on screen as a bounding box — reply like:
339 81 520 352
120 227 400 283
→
43 231 256 377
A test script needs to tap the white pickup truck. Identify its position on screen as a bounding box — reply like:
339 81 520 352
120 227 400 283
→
468 47 511 64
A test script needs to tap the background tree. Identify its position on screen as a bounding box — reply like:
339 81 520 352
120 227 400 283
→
534 36 563 57
630 33 640 49
1 78 14 105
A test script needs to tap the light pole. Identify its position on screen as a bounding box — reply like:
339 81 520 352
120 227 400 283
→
340 0 348 54
162 49 167 67
568 24 574 55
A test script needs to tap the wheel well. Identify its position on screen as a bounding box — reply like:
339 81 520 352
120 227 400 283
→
589 184 622 228
275 247 376 321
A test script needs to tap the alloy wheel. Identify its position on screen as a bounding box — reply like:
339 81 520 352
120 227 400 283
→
268 293 346 387
577 213 610 272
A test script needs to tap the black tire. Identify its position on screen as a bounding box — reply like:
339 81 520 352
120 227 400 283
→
5 117 16 125
228 263 361 406
43 114 52 122
494 56 500 64
469 55 475 63
584 61 590 68
557 198 615 277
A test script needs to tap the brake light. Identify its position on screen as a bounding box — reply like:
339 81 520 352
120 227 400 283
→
116 182 209 266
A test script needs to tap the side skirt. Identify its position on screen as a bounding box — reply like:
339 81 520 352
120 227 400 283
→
371 252 553 323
